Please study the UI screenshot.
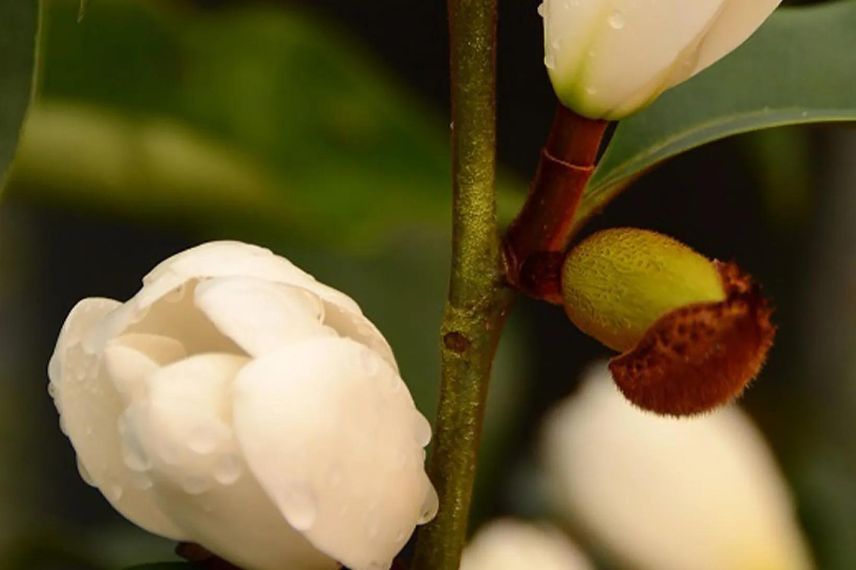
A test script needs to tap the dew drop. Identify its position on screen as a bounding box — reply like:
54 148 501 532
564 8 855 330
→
585 85 598 96
182 475 213 495
214 454 243 486
395 529 408 544
608 9 625 30
413 413 432 447
122 445 151 472
77 458 96 487
544 53 556 70
536 2 545 17
130 471 153 491
417 487 439 524
47 382 57 399
283 487 317 531
108 483 124 502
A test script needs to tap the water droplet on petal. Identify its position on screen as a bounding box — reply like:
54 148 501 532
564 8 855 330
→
214 454 243 486
395 529 409 544
536 2 545 17
608 9 625 30
108 483 124 502
130 471 153 491
47 382 57 399
418 486 439 524
283 487 317 531
77 458 96 486
544 53 556 70
413 413 432 447
118 415 151 472
585 85 598 96
182 475 213 495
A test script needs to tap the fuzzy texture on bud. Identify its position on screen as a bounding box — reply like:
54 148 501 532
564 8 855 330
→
461 519 594 570
562 228 774 415
541 364 815 570
540 0 782 119
48 241 437 570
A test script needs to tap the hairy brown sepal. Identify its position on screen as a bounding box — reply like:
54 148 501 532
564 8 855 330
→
609 262 775 416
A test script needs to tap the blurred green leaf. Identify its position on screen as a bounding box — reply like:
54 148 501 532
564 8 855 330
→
37 0 452 249
0 0 39 192
576 1 856 228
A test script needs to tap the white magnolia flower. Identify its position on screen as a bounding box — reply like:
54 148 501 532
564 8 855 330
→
461 519 594 570
48 241 438 570
540 0 782 119
541 363 814 570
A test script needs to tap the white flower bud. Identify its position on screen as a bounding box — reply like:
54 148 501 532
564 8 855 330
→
48 241 438 570
461 519 594 570
540 0 782 119
541 363 814 570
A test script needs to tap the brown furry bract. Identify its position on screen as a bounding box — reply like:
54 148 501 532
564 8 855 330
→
609 262 775 416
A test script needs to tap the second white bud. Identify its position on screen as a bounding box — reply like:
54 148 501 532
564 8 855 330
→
540 0 782 120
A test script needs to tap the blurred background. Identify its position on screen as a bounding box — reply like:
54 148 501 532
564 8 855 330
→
0 0 854 568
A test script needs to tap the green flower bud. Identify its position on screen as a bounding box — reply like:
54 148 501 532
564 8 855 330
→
561 228 774 416
562 228 726 352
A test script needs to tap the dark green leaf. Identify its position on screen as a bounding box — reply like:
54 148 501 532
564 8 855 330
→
0 0 39 191
576 1 856 228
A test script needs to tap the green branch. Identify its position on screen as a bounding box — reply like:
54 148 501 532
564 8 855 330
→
410 0 513 568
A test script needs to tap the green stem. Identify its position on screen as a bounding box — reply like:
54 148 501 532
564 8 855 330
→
410 0 512 568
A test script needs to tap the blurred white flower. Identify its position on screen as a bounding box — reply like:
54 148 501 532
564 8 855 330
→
461 519 593 570
541 363 814 570
48 241 437 570
540 0 781 119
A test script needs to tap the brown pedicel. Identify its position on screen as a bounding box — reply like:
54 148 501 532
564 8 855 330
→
609 261 775 416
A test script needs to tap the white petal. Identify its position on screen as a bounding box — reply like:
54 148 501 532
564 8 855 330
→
462 519 594 570
141 241 362 316
103 333 187 403
49 297 120 383
541 363 814 570
93 280 242 356
687 0 782 79
48 299 185 540
194 277 334 356
322 301 398 372
126 354 336 570
234 338 436 570
565 0 727 118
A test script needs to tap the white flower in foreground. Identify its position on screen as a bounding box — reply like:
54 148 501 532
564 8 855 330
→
461 519 594 570
540 0 782 119
48 241 438 570
541 364 814 570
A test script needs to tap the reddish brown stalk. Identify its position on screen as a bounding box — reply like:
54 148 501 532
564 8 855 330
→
504 104 608 302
